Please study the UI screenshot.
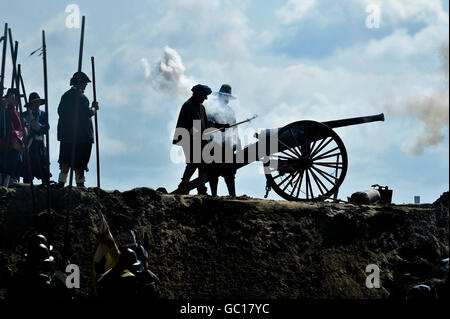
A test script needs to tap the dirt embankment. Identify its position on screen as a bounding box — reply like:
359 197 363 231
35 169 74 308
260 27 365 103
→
0 186 448 299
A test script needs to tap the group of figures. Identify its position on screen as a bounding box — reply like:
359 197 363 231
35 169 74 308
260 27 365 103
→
0 232 160 300
173 83 241 196
0 71 98 189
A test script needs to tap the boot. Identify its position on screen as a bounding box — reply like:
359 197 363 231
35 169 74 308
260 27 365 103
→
225 175 236 197
56 181 65 189
209 176 218 197
197 185 207 195
76 182 85 188
173 180 190 195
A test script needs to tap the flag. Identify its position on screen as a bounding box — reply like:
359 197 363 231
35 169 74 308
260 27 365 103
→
92 213 120 295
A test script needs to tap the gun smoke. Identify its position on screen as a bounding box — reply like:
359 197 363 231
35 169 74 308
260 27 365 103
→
385 40 449 155
141 46 196 98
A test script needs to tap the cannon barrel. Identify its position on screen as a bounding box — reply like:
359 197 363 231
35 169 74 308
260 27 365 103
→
322 113 384 129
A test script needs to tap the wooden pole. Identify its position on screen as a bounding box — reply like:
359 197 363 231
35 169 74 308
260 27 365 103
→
64 15 85 264
0 23 7 93
42 30 51 215
68 15 85 188
17 63 37 216
91 56 100 189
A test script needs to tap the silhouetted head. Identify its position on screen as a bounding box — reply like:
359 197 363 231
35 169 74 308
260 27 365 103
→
191 84 212 104
70 71 91 91
3 88 20 107
25 92 45 111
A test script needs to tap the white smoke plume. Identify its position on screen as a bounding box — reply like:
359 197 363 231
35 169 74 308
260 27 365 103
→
141 46 196 97
385 40 449 155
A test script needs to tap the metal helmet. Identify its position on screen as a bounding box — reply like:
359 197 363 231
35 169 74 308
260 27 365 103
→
407 284 434 299
28 244 55 264
119 247 143 273
34 234 53 252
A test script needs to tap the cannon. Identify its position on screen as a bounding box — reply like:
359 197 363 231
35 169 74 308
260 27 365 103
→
172 113 385 201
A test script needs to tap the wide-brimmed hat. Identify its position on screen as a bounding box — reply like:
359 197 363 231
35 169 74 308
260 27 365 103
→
24 92 45 108
191 84 212 96
213 84 236 99
70 71 91 86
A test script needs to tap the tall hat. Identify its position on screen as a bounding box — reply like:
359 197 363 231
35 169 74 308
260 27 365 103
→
24 92 46 108
70 71 91 86
213 84 236 99
191 84 212 96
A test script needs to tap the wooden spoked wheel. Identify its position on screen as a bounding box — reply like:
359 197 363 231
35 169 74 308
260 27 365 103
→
264 120 348 201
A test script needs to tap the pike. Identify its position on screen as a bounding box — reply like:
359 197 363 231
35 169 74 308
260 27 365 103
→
42 30 51 215
64 15 86 264
17 63 37 217
0 23 7 94
1 23 7 178
7 28 17 92
205 114 258 136
91 56 100 189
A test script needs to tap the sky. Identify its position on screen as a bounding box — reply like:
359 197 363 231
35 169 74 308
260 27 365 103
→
1 0 448 204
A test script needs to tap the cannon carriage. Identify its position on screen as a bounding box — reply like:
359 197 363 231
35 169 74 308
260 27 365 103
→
172 113 385 201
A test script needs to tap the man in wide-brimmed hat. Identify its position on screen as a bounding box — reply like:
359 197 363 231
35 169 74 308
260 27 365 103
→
0 88 24 187
206 84 241 197
172 84 229 195
21 92 50 184
57 71 99 188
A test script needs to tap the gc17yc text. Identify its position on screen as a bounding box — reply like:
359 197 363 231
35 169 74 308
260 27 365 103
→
180 303 270 316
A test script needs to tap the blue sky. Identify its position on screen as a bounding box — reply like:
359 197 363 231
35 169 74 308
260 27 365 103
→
2 0 448 204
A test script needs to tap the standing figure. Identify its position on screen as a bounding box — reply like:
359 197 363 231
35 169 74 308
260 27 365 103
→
22 92 50 184
57 72 98 188
206 84 241 197
172 84 216 195
0 88 24 188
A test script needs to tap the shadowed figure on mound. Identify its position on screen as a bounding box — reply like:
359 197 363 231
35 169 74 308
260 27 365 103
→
0 88 24 188
205 84 241 197
6 234 73 300
172 84 231 196
20 92 51 185
56 71 99 188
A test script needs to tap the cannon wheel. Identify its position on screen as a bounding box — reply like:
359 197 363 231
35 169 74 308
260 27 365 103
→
264 120 348 201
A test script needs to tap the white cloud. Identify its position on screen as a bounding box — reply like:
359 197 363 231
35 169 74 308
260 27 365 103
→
275 0 317 25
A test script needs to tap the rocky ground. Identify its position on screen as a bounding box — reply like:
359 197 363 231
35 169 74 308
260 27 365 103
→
0 185 448 299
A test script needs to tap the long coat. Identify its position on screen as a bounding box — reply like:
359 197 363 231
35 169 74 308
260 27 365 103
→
172 96 210 145
0 104 23 152
57 87 94 144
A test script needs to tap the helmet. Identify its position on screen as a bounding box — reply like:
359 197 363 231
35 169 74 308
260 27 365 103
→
70 71 91 86
35 234 53 251
119 248 143 273
407 284 434 299
28 244 54 264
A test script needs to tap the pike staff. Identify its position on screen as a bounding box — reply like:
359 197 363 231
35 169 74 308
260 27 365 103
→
1 23 8 178
0 23 7 93
17 63 37 216
42 30 51 215
91 56 100 189
64 15 85 264
8 28 17 91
